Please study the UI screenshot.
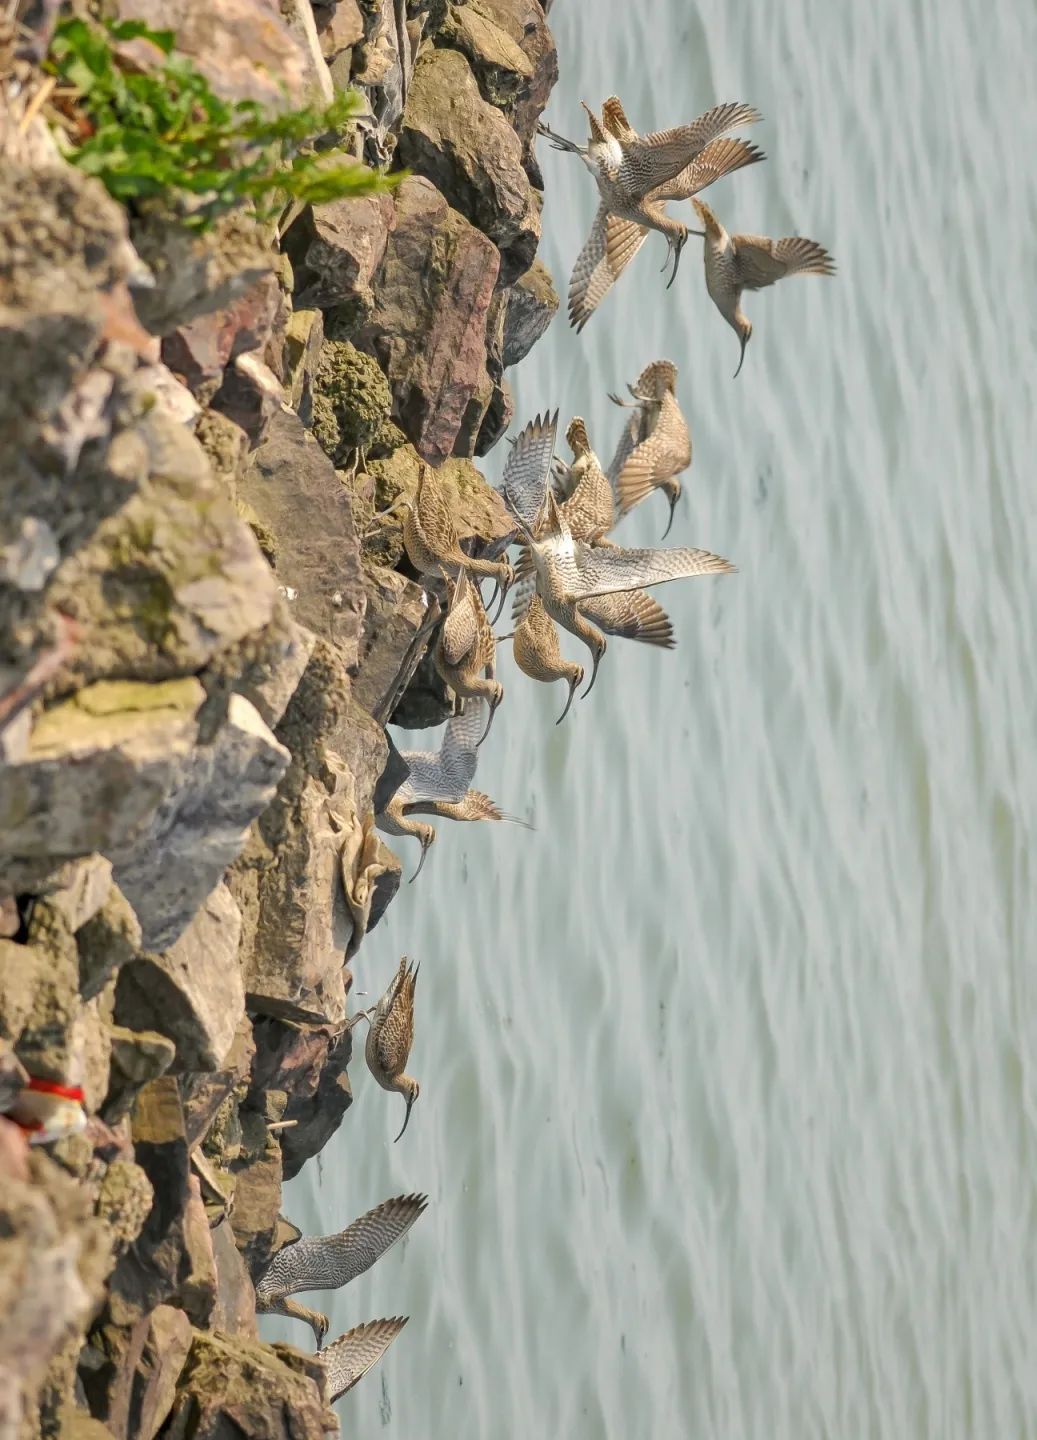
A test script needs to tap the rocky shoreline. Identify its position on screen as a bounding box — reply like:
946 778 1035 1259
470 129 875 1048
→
0 1 558 1435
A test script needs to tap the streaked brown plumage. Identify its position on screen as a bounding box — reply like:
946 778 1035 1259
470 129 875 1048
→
322 1317 409 1402
507 593 584 724
539 95 761 307
549 96 764 330
556 416 616 542
433 570 502 743
691 198 836 375
400 463 514 598
607 359 691 536
255 1194 427 1347
361 956 420 1143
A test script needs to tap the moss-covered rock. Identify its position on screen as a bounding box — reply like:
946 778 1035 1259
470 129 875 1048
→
310 339 393 463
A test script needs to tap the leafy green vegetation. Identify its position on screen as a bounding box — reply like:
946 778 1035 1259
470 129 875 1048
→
46 16 398 229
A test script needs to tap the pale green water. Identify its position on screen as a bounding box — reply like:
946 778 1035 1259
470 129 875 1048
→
260 1 1037 1433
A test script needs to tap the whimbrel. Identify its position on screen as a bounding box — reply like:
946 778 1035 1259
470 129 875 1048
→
691 198 836 375
255 1194 427 1347
513 491 733 692
433 570 502 743
375 700 529 879
322 1317 409 1402
397 463 514 608
556 416 615 542
358 956 420 1143
506 593 584 723
540 96 763 329
607 360 691 536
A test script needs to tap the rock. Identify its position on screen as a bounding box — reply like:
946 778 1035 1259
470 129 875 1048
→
226 613 318 735
93 1160 155 1262
9 900 82 1085
351 564 430 721
103 1028 177 1125
210 1218 258 1336
249 1019 355 1182
311 340 394 465
129 212 271 336
108 1078 190 1324
80 1303 191 1440
49 406 279 690
503 254 559 366
77 886 144 1004
180 1174 218 1325
358 177 500 463
465 0 558 177
113 697 290 952
329 692 389 818
114 0 312 109
161 274 285 407
162 1331 333 1440
228 1139 283 1273
283 309 325 421
239 775 350 1025
59 1410 118 1440
0 679 204 864
366 439 516 558
241 410 366 669
194 407 250 500
315 0 364 61
114 885 245 1073
0 1039 29 1113
390 640 454 728
179 1018 255 1151
287 193 395 315
279 0 335 103
398 47 539 282
373 731 412 815
438 2 534 106
44 856 115 935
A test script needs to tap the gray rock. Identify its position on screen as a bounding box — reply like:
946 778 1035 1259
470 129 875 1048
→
162 1330 332 1440
503 255 559 366
241 410 366 670
77 885 143 1004
114 885 245 1073
353 563 436 724
210 1218 258 1336
113 696 289 951
398 46 540 283
283 310 325 422
104 1027 177 1125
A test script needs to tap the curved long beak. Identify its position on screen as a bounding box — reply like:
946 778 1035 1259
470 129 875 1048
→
582 648 603 698
393 1092 417 1143
408 834 434 883
556 674 580 724
733 332 749 378
664 233 686 290
490 579 510 625
478 692 502 745
661 490 679 539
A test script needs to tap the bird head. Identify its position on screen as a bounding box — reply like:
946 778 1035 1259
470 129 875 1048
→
566 415 591 458
394 1077 420 1142
662 479 682 538
734 317 752 378
408 825 436 882
635 360 678 400
557 663 584 724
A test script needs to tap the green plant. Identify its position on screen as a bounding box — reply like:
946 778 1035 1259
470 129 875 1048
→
46 16 398 229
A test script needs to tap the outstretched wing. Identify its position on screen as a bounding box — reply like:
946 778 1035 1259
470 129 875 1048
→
434 701 483 793
501 412 558 533
256 1195 427 1300
620 102 762 193
652 135 765 203
568 540 735 599
322 1317 409 1401
568 204 649 332
732 234 836 290
579 589 675 648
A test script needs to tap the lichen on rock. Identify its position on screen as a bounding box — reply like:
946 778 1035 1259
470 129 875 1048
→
310 338 394 462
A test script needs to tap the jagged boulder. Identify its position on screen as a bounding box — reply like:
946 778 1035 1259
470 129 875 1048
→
398 46 540 282
287 193 395 315
114 885 245 1073
358 177 500 463
503 254 559 365
162 1331 333 1440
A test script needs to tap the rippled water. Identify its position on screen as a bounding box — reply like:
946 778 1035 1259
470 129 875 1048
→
260 0 1037 1433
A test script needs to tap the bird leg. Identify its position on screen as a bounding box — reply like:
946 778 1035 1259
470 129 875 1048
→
607 391 638 408
535 119 581 155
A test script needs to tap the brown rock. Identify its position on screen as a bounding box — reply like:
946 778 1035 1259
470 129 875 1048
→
0 1041 28 1114
77 885 143 1004
161 274 286 406
283 310 325 422
128 211 271 337
330 692 389 819
359 177 500 463
228 1140 283 1273
466 0 558 178
398 47 540 282
241 410 366 669
180 1173 218 1325
315 0 363 59
114 0 311 109
105 1028 176 1128
503 254 559 366
353 564 436 724
179 1018 255 1151
80 1304 191 1440
210 1218 258 1337
114 884 245 1074
287 192 395 314
162 1331 333 1440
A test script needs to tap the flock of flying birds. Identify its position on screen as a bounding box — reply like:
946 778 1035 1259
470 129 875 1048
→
257 91 835 1403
